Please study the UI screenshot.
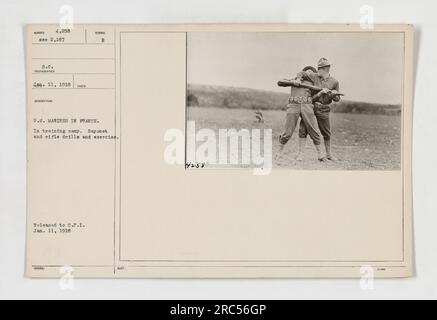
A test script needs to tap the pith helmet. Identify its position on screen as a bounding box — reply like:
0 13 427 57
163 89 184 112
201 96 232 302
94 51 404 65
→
317 58 331 68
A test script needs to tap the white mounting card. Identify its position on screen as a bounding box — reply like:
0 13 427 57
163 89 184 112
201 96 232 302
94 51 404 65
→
26 24 414 278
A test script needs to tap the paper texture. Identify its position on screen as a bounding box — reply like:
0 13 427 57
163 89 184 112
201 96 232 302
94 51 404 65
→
26 24 414 278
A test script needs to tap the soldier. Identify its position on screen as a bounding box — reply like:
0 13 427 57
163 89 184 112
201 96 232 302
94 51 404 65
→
299 58 341 161
277 66 324 161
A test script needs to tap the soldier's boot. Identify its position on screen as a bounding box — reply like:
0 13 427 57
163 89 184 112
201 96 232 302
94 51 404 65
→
295 138 306 161
315 144 327 162
324 140 338 161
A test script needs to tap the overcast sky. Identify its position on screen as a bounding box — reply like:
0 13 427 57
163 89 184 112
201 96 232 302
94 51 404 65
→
187 32 404 105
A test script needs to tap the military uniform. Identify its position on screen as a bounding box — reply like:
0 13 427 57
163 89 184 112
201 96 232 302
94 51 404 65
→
298 58 340 158
279 73 321 147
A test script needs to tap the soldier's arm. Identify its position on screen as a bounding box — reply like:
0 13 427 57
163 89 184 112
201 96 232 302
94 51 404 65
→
332 81 341 102
312 90 323 101
277 77 301 87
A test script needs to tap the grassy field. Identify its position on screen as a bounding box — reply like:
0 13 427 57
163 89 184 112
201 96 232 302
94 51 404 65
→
187 106 402 170
188 84 401 115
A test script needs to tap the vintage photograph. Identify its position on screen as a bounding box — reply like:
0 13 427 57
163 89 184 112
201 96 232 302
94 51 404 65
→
23 23 413 281
186 32 404 170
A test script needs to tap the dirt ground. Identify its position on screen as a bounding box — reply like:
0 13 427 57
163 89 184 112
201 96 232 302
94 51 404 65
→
187 106 402 170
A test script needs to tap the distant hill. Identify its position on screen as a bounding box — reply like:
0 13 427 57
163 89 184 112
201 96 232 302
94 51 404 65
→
187 84 401 116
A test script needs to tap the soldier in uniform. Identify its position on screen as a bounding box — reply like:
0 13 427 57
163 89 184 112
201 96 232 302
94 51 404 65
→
299 58 341 161
277 66 324 161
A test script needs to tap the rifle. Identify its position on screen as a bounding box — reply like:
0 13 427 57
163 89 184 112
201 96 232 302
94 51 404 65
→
277 79 344 96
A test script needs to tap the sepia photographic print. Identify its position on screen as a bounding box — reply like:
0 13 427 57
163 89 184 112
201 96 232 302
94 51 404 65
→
186 32 404 171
